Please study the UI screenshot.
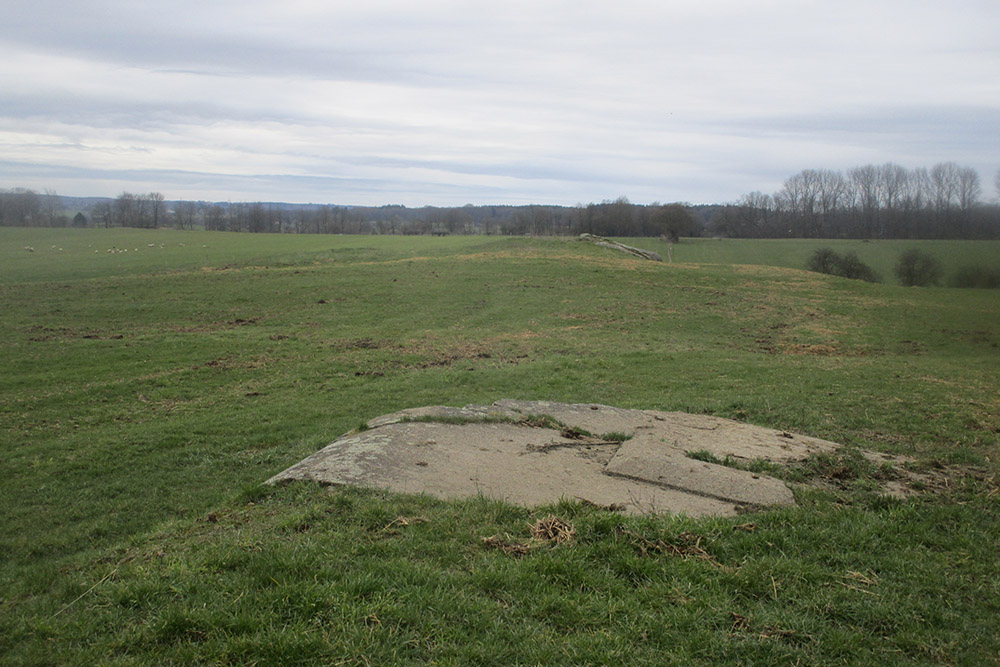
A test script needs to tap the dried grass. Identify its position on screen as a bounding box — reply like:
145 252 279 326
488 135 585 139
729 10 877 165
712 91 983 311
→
480 535 531 557
530 516 576 544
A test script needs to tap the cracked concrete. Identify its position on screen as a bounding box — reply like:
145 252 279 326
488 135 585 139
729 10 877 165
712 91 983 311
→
268 400 851 516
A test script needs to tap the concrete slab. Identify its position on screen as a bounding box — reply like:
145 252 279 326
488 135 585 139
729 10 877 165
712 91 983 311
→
267 400 881 517
268 420 739 516
641 411 839 463
605 434 795 506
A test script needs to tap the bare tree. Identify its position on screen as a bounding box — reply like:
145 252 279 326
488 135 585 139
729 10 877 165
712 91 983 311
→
114 192 140 227
0 188 41 225
92 201 113 228
205 204 226 231
877 163 908 213
148 192 165 228
929 162 960 213
956 167 981 211
606 196 635 236
849 165 880 237
814 169 847 236
777 169 833 236
726 191 773 237
41 189 65 226
903 167 930 211
172 200 199 229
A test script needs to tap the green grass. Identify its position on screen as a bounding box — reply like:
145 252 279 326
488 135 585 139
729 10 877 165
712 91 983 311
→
2 227 999 664
626 237 1000 285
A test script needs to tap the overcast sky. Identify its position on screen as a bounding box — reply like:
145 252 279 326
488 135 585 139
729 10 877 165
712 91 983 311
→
2 0 998 206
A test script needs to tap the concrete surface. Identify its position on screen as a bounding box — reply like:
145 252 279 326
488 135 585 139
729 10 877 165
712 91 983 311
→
267 400 863 516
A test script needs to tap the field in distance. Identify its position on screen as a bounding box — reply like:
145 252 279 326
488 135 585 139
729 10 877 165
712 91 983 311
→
626 236 1000 284
1 227 998 664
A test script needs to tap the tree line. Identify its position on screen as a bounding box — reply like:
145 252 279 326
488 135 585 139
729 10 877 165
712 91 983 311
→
1 189 698 239
0 188 167 229
710 162 1000 239
0 188 65 227
168 197 700 240
4 162 999 239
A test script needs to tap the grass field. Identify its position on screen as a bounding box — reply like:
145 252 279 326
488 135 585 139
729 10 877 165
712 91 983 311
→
628 237 1000 284
2 228 999 664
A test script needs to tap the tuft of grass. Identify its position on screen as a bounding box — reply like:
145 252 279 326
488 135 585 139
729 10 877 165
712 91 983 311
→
687 449 725 465
685 450 787 478
685 447 910 498
789 448 898 486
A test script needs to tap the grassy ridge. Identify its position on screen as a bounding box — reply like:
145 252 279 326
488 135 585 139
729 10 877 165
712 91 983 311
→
1 228 998 664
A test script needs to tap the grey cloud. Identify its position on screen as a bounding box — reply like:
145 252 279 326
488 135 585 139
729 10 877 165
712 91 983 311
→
719 106 1000 167
0 158 527 205
2 1 998 205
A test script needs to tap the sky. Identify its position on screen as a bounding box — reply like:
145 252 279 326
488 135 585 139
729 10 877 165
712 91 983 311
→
2 0 998 207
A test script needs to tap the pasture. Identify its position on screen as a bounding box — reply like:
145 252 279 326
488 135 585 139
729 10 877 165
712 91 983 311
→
1 228 998 664
630 236 1000 283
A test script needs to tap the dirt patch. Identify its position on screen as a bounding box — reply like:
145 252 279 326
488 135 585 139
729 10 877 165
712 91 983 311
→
481 535 532 557
780 343 845 356
163 318 262 335
196 354 271 371
27 326 126 342
939 328 998 347
331 335 536 375
329 337 384 351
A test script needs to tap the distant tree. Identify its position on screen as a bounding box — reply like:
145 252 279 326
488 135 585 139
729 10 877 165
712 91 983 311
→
805 247 840 274
651 203 694 243
950 265 1000 289
834 252 881 282
606 196 635 236
894 249 942 287
148 192 165 228
815 169 847 220
956 167 981 212
805 248 880 282
849 165 880 237
41 189 66 226
929 162 960 214
0 188 41 225
720 160 997 240
172 200 199 229
247 203 269 233
205 204 226 231
92 201 113 228
72 212 87 227
444 207 473 234
776 170 819 232
113 192 141 227
877 163 908 213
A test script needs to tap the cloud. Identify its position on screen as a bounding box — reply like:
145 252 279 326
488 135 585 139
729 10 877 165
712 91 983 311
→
1 0 998 205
